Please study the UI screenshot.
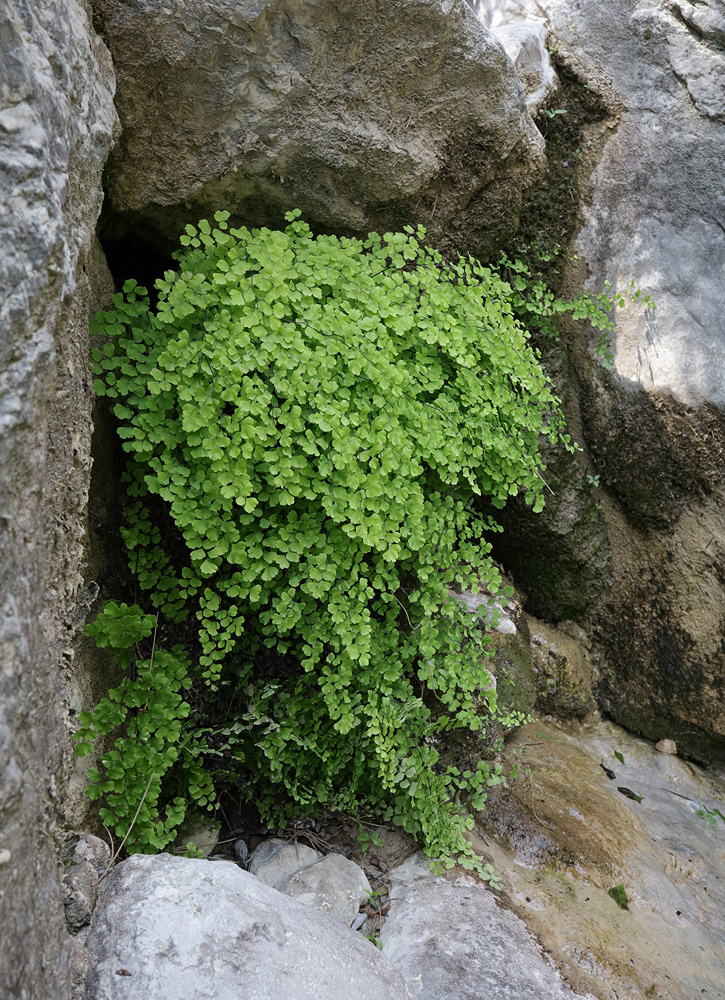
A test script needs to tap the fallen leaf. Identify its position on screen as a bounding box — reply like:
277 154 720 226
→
614 751 625 764
600 763 616 780
608 884 629 909
618 786 643 803
697 805 725 828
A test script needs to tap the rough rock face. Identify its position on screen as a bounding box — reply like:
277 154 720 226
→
61 830 111 997
529 617 597 720
381 854 597 1000
471 0 558 114
471 0 725 760
275 853 371 926
248 837 322 885
544 0 725 408
94 0 543 259
487 438 610 623
544 0 725 759
0 2 117 997
83 854 415 1000
593 485 725 763
475 719 725 1000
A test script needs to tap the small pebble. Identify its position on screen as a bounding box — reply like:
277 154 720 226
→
0 849 11 865
233 839 249 865
655 739 677 755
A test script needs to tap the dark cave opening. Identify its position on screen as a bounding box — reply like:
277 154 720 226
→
101 234 175 303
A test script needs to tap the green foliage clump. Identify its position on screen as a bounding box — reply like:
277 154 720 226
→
80 210 590 869
75 602 214 851
498 248 653 367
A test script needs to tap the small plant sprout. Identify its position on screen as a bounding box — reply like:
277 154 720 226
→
697 805 725 829
359 827 384 854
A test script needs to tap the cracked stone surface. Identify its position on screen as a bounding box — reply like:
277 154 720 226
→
95 0 543 261
83 854 414 1000
0 2 117 997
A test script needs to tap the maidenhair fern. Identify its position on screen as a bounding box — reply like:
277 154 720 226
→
78 211 609 872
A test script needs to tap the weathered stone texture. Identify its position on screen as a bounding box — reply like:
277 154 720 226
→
529 617 597 720
470 0 725 758
476 719 725 1000
275 852 372 926
471 0 558 114
83 854 415 1000
0 2 117 997
593 485 725 763
381 853 597 1000
541 0 725 757
543 0 725 408
95 0 543 259
248 836 322 885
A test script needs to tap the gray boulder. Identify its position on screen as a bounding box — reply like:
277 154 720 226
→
83 854 414 1000
65 831 112 878
476 718 725 999
275 853 371 926
95 0 543 259
467 0 725 763
381 854 597 1000
538 0 725 760
542 0 725 407
248 837 322 885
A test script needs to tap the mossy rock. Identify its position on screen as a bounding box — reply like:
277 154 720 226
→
528 617 597 721
490 614 536 718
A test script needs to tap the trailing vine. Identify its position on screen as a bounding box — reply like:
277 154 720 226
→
77 211 627 872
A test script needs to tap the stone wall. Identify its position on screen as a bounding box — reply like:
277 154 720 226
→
2 1 724 993
471 0 725 761
0 2 117 996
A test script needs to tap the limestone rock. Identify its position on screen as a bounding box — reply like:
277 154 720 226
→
60 834 108 937
174 820 220 858
248 837 321 886
275 853 371 926
592 480 725 763
0 1 117 997
529 617 597 720
63 863 99 933
472 0 558 114
69 936 90 1000
484 439 610 624
541 0 725 407
468 3 725 763
66 832 111 877
488 598 537 717
233 839 249 865
381 854 597 1000
449 589 517 634
95 0 543 259
475 719 725 999
83 854 414 1000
